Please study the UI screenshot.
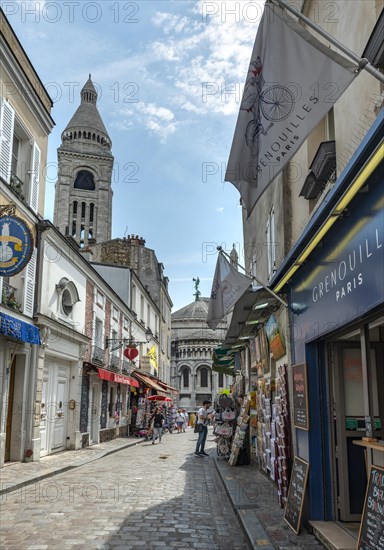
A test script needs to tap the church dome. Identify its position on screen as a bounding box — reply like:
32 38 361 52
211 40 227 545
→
172 298 211 321
172 297 229 341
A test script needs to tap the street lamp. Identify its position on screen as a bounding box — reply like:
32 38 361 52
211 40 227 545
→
105 326 152 349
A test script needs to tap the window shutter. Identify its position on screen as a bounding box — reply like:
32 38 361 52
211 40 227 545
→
0 97 15 183
29 142 41 213
23 247 37 317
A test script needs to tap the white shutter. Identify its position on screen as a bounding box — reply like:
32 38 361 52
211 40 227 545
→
23 247 37 317
0 97 15 183
29 142 41 213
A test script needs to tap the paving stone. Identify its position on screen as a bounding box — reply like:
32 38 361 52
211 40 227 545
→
1 428 326 550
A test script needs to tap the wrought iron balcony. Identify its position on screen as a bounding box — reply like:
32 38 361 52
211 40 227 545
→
9 172 25 201
122 360 131 374
92 345 104 364
109 354 119 370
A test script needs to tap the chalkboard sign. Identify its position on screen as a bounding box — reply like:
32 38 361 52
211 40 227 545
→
357 465 384 550
292 363 309 430
284 456 309 534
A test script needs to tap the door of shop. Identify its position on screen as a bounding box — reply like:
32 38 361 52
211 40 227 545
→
40 361 69 456
331 341 383 522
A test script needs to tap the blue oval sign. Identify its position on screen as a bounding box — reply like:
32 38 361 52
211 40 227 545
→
0 215 34 276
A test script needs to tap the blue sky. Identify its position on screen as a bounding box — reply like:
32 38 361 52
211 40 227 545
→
6 0 264 311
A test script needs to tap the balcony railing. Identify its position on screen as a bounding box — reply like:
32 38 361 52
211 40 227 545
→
122 360 131 374
92 345 104 364
109 354 119 371
1 281 22 312
9 172 25 201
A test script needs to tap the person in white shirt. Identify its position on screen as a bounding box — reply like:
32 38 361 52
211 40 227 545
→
194 400 211 457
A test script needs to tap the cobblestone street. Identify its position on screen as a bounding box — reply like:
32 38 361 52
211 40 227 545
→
0 430 250 550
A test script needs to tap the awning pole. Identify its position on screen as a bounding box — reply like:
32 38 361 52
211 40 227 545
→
217 247 288 308
271 0 384 84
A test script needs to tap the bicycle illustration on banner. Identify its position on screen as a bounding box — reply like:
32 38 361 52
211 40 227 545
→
241 56 295 158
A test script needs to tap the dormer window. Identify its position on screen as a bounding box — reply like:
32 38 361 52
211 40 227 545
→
56 277 80 319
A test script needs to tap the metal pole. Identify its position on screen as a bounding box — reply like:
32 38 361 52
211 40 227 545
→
271 0 384 84
217 247 288 308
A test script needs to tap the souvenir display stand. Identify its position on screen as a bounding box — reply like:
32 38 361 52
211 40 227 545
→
213 393 239 459
228 397 250 466
275 364 292 508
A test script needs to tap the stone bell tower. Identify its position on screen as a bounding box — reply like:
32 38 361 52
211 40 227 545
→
53 76 113 246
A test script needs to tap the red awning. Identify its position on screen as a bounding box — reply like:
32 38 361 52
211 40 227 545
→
97 368 114 381
97 368 139 387
113 373 139 387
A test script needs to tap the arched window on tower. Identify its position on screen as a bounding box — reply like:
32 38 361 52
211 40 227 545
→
182 368 189 388
89 203 94 223
200 368 208 388
81 202 86 219
74 170 95 190
72 201 78 216
72 221 76 236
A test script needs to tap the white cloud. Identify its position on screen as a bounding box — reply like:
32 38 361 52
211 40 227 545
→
216 207 224 213
116 102 177 142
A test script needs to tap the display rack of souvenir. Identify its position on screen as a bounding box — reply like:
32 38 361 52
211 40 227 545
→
213 393 239 459
274 364 291 508
228 396 250 466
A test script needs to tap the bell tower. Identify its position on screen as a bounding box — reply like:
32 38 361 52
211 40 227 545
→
53 76 113 246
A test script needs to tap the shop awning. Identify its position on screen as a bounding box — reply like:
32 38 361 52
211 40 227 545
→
132 371 169 395
97 368 114 381
97 368 139 387
0 312 40 345
223 287 280 347
113 373 139 387
156 380 179 394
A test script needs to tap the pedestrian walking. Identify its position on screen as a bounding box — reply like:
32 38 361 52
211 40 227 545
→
194 400 212 457
150 406 165 444
176 410 184 433
189 411 196 429
182 409 188 432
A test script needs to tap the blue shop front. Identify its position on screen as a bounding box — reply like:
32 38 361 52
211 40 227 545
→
271 113 384 541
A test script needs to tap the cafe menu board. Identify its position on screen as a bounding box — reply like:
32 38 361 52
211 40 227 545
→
357 465 384 550
292 363 309 430
284 456 309 534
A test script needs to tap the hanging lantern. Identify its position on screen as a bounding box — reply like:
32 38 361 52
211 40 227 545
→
124 347 139 360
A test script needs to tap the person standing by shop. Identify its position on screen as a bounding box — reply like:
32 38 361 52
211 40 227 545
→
150 406 165 444
195 401 211 457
